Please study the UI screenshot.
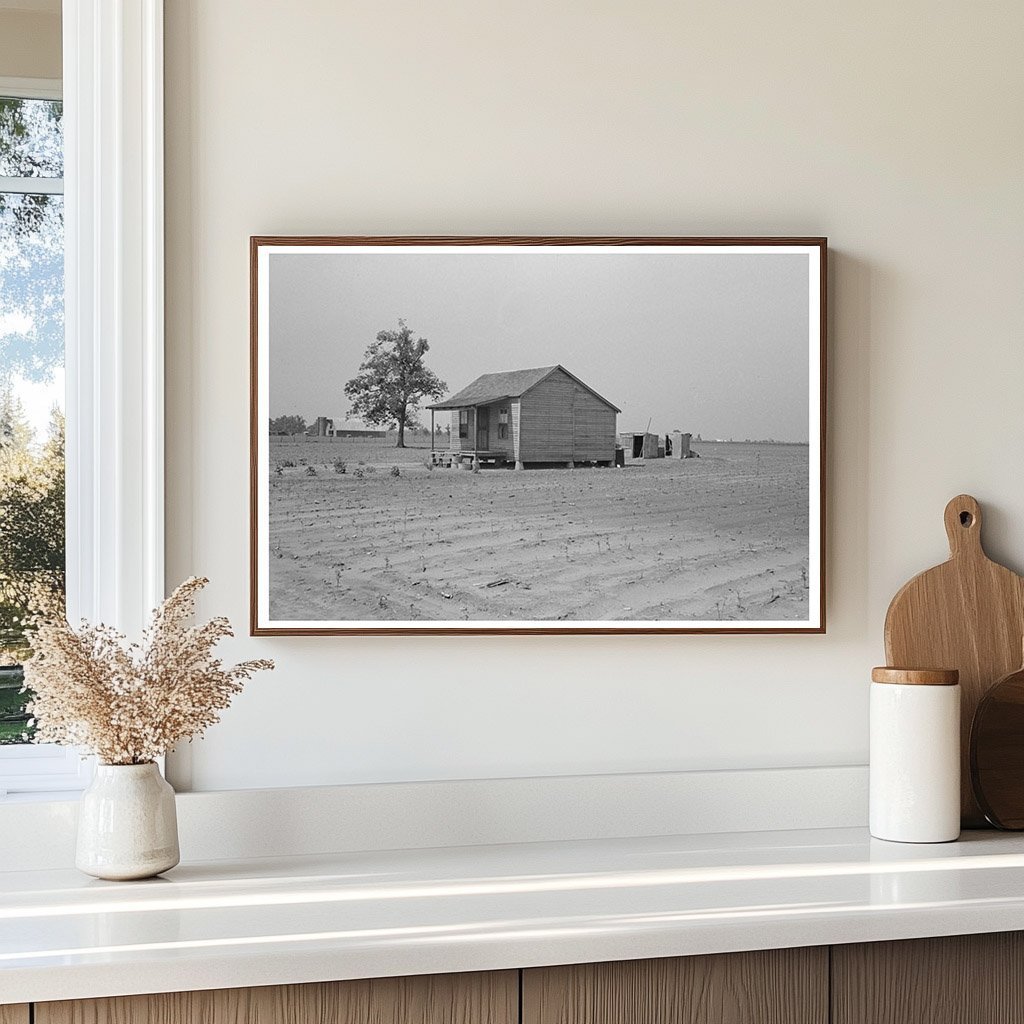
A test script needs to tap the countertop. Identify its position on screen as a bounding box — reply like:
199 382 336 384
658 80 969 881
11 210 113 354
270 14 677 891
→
5 826 1024 1004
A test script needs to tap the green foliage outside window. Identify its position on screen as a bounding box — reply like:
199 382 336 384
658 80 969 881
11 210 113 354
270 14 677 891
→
0 95 66 744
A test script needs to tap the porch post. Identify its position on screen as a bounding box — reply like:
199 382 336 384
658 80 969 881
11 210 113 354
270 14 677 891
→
430 409 435 453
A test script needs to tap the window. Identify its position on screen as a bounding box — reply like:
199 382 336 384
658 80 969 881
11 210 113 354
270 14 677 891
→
459 409 469 439
0 85 64 751
0 8 166 799
498 406 509 440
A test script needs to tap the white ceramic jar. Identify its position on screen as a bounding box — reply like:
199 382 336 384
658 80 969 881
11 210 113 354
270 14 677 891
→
870 667 960 843
76 762 180 880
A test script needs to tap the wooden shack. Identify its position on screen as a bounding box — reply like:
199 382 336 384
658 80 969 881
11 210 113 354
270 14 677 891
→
619 431 661 460
669 431 692 459
428 365 620 468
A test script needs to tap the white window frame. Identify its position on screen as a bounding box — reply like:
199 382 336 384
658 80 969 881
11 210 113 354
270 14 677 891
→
0 74 81 797
0 77 64 192
0 0 164 799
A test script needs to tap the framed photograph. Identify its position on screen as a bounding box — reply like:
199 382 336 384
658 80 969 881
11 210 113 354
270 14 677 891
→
251 236 826 635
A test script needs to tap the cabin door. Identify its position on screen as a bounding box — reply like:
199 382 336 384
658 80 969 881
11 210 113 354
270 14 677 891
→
476 406 489 451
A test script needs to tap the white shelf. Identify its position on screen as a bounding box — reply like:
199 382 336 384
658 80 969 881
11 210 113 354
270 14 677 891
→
4 826 1024 1004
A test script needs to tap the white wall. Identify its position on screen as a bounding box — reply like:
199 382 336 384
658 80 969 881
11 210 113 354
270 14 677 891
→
0 8 60 81
164 0 1024 791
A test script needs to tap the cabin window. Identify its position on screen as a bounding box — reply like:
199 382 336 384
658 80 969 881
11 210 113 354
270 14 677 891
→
458 409 469 438
498 406 509 440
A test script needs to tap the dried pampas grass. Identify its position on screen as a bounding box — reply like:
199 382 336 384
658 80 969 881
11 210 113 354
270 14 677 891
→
23 577 273 765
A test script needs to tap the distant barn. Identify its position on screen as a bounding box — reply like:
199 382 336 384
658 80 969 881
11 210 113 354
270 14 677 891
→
330 418 386 440
428 365 620 469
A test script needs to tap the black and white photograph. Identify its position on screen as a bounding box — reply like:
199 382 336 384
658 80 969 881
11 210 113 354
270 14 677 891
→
251 238 825 634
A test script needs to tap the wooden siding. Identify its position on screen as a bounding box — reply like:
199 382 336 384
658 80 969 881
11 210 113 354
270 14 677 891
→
448 409 463 453
485 402 514 455
571 384 617 462
443 404 513 456
517 368 616 463
448 408 479 454
512 399 522 461
518 370 574 462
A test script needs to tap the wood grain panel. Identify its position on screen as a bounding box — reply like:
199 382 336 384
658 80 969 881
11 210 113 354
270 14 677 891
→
37 971 517 1024
523 949 827 1024
833 933 1024 1024
0 1006 29 1024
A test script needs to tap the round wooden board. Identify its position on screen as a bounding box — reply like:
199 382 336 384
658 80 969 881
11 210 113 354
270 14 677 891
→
971 663 1024 829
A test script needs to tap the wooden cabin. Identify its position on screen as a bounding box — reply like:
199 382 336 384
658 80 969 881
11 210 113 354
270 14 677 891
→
428 365 620 468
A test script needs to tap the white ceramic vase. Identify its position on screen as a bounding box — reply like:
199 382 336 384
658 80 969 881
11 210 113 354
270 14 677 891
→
76 762 180 880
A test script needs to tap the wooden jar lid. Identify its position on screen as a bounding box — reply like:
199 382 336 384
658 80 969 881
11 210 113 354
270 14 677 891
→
871 667 960 686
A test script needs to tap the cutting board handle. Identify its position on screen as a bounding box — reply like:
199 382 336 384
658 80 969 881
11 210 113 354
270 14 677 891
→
944 494 983 558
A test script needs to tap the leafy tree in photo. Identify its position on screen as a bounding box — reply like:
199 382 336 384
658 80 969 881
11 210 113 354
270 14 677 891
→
344 320 446 448
269 414 307 436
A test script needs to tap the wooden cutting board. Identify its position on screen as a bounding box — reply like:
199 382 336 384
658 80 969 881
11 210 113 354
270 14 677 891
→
884 494 1024 827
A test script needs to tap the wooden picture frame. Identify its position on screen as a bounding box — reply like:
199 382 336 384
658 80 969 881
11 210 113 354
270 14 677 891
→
251 236 826 635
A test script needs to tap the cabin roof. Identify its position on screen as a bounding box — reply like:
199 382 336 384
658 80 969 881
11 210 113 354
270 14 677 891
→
428 365 621 413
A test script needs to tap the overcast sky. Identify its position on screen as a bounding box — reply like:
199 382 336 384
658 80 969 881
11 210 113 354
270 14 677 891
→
268 250 811 441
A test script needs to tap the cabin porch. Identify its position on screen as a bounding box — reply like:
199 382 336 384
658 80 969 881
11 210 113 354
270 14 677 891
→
429 400 516 468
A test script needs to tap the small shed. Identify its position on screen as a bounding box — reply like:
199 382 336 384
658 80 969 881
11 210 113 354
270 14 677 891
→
428 365 620 468
619 431 661 460
669 431 692 459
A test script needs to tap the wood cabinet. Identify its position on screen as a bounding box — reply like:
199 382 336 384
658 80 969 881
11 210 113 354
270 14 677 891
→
832 932 1024 1024
16 933 1024 1024
35 972 517 1024
522 948 827 1024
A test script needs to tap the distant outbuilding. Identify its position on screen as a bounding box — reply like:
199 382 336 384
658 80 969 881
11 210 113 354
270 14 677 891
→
428 365 620 468
620 431 660 460
669 431 693 459
331 418 386 439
